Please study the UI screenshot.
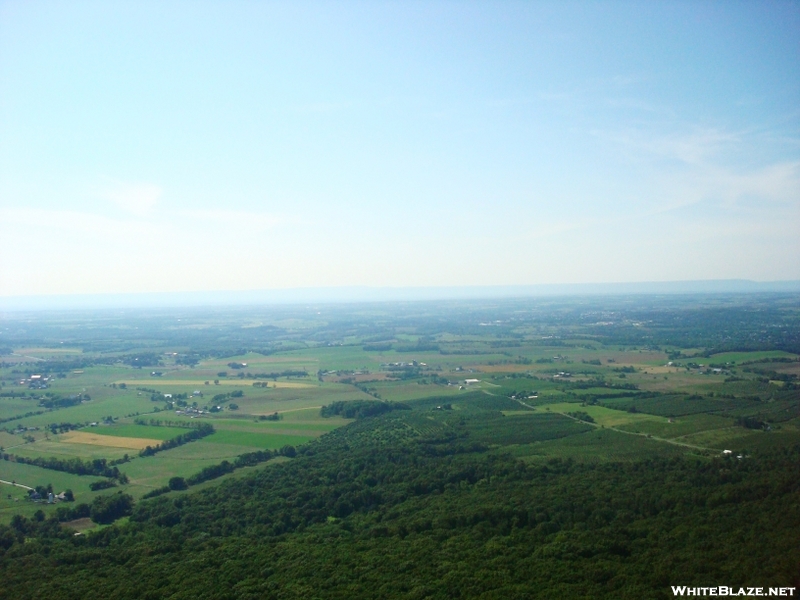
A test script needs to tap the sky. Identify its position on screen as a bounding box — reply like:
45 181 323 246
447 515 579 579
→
1 1 798 298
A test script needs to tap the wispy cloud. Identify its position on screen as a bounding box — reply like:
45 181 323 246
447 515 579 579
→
650 129 742 166
604 97 673 115
0 204 290 239
596 127 742 166
98 181 162 217
178 209 287 230
598 121 796 193
701 161 800 207
0 207 157 237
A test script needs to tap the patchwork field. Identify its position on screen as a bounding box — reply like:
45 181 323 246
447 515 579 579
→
60 431 162 450
114 379 315 388
0 384 347 520
1 301 798 530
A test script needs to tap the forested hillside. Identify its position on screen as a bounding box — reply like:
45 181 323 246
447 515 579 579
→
2 394 798 599
2 296 798 598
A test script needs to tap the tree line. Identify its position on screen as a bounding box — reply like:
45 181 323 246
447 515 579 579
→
1 454 128 482
138 423 214 457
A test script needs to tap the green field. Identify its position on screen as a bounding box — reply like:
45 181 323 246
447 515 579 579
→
0 460 109 523
704 350 798 364
9 439 133 461
2 300 798 532
203 429 316 448
541 401 670 427
90 424 189 440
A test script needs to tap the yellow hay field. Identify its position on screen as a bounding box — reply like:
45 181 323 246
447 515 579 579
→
61 430 162 450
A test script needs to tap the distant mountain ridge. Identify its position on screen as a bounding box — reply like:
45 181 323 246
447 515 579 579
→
1 280 798 312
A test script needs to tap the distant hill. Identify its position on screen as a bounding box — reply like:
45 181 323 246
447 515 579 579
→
1 280 799 311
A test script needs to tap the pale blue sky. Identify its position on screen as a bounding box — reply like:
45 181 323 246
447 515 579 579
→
1 1 798 296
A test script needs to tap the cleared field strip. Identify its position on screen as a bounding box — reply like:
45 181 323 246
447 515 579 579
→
705 351 798 363
209 418 338 432
211 425 332 436
60 430 162 450
542 402 669 428
279 406 323 412
114 379 315 388
89 425 187 440
204 430 318 448
61 517 95 533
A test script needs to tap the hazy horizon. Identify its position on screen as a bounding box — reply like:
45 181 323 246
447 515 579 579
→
2 279 799 312
1 2 798 296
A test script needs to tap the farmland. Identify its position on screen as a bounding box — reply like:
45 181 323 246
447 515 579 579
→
0 294 798 597
2 296 797 519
